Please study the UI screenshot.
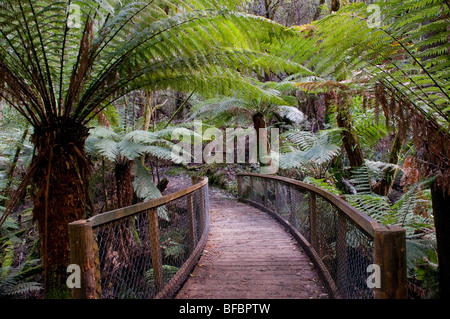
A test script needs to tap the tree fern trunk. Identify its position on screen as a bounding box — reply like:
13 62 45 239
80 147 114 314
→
330 0 340 12
252 112 268 168
143 90 153 132
431 184 450 299
372 128 405 196
31 120 91 299
115 159 134 208
335 93 364 168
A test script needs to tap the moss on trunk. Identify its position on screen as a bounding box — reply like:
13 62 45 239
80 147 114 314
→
31 119 91 299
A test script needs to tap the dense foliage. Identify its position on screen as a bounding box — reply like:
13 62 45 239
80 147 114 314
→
0 0 448 299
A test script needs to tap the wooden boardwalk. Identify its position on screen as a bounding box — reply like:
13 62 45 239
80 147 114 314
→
175 194 329 299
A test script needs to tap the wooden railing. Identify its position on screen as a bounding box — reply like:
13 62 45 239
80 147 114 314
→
237 173 407 299
68 177 209 299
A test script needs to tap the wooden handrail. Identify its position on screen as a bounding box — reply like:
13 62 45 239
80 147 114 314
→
68 176 210 299
85 177 208 227
237 173 407 299
238 173 382 236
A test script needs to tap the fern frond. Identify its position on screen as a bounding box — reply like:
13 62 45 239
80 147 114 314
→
295 80 350 93
282 0 449 133
279 128 342 170
346 193 393 222
275 105 306 124
349 161 399 194
0 0 297 130
0 260 42 297
347 171 435 236
133 161 169 221
1 281 42 296
303 176 342 195
85 127 120 161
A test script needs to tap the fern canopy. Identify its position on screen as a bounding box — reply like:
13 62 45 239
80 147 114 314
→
283 0 449 132
0 0 297 128
279 128 342 171
85 126 192 163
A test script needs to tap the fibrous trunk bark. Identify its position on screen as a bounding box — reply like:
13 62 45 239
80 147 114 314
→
431 184 450 299
31 120 91 298
335 92 364 168
372 128 406 196
115 159 134 208
252 112 268 166
331 0 340 12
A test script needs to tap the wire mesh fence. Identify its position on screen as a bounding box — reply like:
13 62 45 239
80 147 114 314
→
69 177 209 299
238 173 406 299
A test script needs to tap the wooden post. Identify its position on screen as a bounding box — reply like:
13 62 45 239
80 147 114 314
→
274 181 280 212
148 208 164 294
187 194 197 253
191 176 201 185
264 179 268 207
373 225 407 299
68 220 101 299
250 176 254 201
195 180 206 237
309 192 318 252
288 185 297 227
237 175 243 198
336 212 348 292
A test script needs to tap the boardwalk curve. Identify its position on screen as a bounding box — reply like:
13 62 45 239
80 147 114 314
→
175 196 328 299
68 174 406 299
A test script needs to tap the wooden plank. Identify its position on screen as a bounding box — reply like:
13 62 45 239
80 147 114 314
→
238 197 340 299
176 198 329 300
148 208 163 294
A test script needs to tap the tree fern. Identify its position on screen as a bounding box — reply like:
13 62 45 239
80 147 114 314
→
303 176 342 195
348 164 374 195
0 260 42 298
0 271 42 297
346 168 435 237
391 177 435 237
279 128 342 171
188 77 305 128
348 160 401 195
0 0 310 296
86 126 191 163
286 0 449 130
